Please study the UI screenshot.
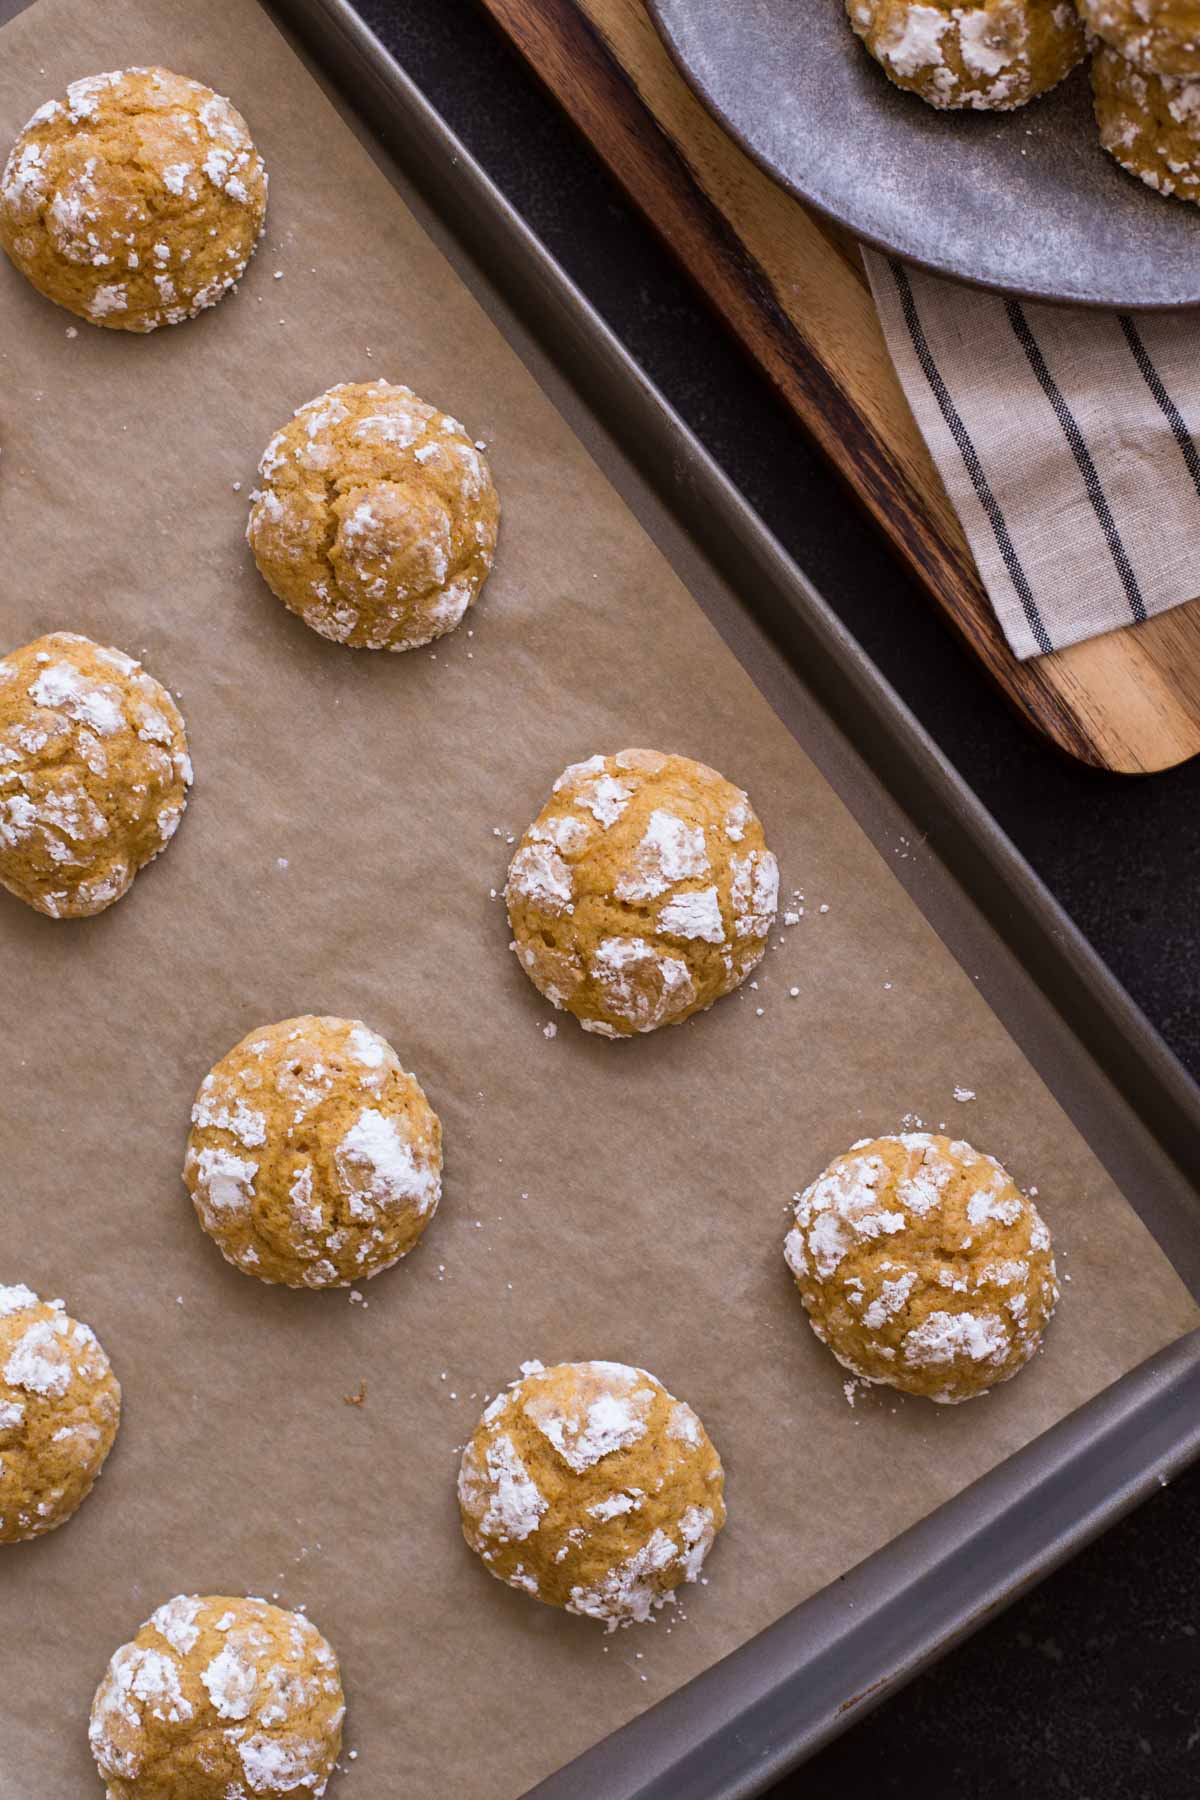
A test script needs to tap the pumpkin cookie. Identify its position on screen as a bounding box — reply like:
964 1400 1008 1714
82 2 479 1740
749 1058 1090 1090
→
459 1360 725 1627
506 749 778 1038
1079 0 1200 77
247 381 499 651
0 1285 121 1543
846 0 1086 109
184 1015 442 1288
784 1133 1058 1403
89 1595 344 1800
1093 45 1200 203
0 67 266 331
0 632 191 918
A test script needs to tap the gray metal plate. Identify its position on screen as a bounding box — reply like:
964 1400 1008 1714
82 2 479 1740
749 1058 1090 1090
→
647 0 1200 310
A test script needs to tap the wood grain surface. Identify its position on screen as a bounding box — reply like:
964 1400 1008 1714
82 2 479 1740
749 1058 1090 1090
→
476 0 1200 773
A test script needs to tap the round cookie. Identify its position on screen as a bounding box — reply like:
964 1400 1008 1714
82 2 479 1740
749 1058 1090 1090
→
505 749 779 1039
246 381 499 652
0 631 191 918
1079 0 1200 76
458 1359 726 1627
89 1594 344 1800
0 67 267 332
784 1133 1058 1404
846 0 1086 110
184 1015 443 1288
0 1284 121 1543
1093 46 1200 203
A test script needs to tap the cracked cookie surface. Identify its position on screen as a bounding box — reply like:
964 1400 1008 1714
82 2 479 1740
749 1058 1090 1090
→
845 0 1085 110
0 66 266 331
459 1360 725 1628
506 749 778 1039
247 380 499 652
184 1014 443 1288
89 1595 344 1800
0 1284 121 1544
785 1133 1059 1403
0 631 191 918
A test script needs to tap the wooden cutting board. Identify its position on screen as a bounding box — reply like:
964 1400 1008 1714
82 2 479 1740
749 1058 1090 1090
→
476 0 1200 773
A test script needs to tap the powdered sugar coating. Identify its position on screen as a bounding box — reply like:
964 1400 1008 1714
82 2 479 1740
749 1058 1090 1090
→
0 67 267 331
785 1134 1059 1403
1080 0 1200 77
459 1360 725 1627
0 632 191 918
846 0 1085 111
1093 45 1200 205
507 749 778 1038
89 1595 343 1799
0 1287 120 1542
184 1015 442 1288
247 381 499 652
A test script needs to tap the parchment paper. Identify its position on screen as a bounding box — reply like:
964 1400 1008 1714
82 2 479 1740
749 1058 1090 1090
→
0 1 1196 1794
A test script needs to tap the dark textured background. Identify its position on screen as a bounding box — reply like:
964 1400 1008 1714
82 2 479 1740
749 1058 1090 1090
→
352 3 1200 1792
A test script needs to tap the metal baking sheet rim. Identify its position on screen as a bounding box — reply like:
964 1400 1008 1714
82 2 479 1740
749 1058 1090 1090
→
7 0 1195 1788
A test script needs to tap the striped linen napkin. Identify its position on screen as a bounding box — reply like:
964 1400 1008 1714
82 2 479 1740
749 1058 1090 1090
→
865 253 1200 661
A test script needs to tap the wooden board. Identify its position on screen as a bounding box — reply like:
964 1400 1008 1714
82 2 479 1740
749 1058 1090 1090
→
475 0 1200 773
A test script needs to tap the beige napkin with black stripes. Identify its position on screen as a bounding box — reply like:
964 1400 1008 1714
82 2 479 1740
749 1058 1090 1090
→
866 253 1200 661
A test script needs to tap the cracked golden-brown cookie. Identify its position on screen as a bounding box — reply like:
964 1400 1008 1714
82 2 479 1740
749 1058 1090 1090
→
1093 45 1200 203
458 1360 725 1628
846 0 1085 109
1079 0 1200 76
184 1015 443 1288
506 749 778 1038
0 631 191 918
0 1284 120 1544
246 381 499 651
784 1133 1059 1404
89 1595 344 1800
0 67 266 331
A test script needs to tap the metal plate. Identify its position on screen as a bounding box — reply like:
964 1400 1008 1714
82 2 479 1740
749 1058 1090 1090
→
646 0 1200 310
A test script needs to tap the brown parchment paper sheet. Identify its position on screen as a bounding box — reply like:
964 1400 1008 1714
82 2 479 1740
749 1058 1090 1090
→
0 0 1196 1792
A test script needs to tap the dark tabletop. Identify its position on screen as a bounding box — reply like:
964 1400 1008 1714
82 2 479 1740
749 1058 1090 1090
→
358 4 1200 1793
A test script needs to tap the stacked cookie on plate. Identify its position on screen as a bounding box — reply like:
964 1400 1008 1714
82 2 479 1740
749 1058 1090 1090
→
1082 0 1200 203
844 0 1200 208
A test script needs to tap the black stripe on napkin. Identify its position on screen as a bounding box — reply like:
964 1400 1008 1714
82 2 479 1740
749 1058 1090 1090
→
889 262 1053 655
1006 301 1148 625
1119 315 1200 501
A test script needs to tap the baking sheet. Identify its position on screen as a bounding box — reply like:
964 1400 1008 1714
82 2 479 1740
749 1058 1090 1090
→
0 0 1196 1794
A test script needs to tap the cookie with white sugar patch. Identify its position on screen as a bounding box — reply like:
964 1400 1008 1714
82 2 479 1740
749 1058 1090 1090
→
845 0 1085 110
247 380 500 652
0 67 267 331
506 749 779 1038
0 1284 121 1543
784 1134 1058 1403
458 1360 726 1628
1080 0 1200 77
184 1015 442 1288
0 631 191 918
1093 46 1200 205
89 1595 344 1800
